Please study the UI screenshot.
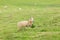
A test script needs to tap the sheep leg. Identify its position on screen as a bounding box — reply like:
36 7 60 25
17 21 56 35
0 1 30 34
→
17 26 22 32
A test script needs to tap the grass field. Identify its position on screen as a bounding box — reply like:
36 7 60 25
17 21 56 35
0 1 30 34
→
0 0 60 40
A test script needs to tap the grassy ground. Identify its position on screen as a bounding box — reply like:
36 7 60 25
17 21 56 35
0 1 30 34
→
0 0 60 40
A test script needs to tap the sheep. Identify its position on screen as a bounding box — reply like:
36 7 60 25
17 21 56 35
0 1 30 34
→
17 17 34 31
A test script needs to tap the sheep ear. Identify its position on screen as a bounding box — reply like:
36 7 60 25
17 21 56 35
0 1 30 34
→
29 17 34 21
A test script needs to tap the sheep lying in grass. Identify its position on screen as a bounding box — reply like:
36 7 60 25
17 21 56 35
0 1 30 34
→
17 17 34 31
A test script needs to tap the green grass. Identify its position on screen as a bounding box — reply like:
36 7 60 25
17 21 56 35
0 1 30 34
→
0 0 60 40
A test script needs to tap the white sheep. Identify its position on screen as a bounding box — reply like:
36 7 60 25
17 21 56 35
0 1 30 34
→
17 17 34 31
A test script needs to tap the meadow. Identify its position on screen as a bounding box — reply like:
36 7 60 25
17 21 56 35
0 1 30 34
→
0 0 60 40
